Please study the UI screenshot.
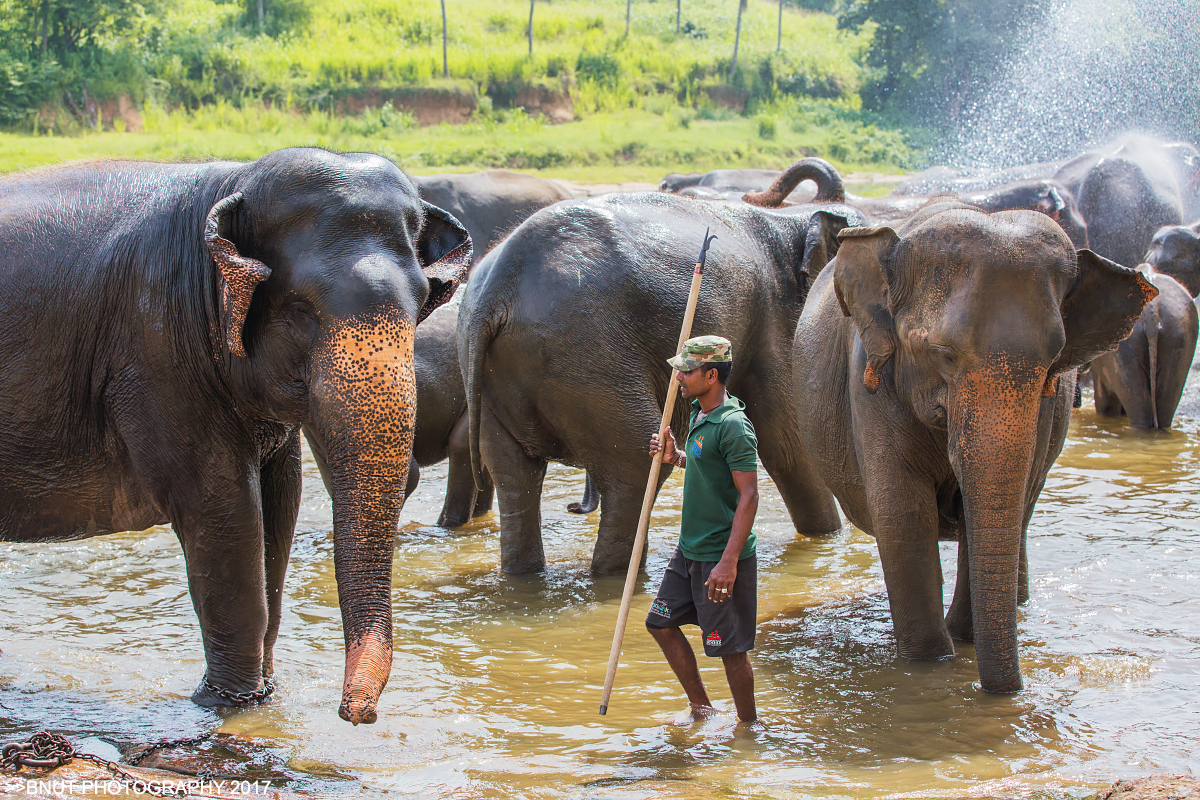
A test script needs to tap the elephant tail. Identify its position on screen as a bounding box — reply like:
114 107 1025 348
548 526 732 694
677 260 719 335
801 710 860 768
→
461 296 498 494
1147 296 1161 429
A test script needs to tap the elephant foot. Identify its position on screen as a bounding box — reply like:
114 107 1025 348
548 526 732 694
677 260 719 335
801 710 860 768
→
896 631 955 661
436 511 470 529
566 502 593 514
501 550 547 574
191 675 275 709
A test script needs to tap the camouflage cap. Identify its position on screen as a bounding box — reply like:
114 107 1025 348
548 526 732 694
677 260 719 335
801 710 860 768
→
667 335 733 372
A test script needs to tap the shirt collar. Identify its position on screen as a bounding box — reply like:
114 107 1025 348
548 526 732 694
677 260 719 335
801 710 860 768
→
690 394 743 427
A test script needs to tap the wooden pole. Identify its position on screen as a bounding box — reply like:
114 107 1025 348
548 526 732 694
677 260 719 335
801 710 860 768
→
599 229 717 716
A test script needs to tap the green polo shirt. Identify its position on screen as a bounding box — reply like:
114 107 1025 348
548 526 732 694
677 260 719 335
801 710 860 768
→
678 393 758 562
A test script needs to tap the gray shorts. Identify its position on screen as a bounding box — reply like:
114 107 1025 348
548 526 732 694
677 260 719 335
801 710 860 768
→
645 546 757 657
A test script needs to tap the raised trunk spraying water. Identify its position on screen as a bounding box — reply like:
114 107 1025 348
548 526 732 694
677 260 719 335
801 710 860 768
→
949 368 1042 693
310 310 417 724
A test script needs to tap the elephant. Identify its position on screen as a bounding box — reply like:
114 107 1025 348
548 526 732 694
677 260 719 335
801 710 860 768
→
411 296 596 527
460 158 861 574
1091 268 1199 429
793 199 1155 693
1143 220 1200 297
890 161 1064 196
411 297 494 528
412 170 573 267
748 167 1089 249
659 168 784 194
893 136 1200 270
0 148 472 725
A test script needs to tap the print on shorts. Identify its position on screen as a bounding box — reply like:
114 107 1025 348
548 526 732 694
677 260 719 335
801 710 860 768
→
705 630 722 647
650 598 672 617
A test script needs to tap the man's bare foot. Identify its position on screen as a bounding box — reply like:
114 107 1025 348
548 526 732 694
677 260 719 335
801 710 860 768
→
671 703 717 725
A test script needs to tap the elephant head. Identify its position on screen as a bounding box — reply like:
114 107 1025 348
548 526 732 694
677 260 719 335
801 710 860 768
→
1144 221 1200 298
833 203 1155 692
203 149 471 723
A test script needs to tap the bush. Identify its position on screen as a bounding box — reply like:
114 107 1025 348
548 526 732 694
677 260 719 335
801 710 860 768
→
756 114 776 139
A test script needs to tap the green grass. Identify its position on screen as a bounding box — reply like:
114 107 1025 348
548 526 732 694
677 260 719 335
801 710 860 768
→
0 95 914 180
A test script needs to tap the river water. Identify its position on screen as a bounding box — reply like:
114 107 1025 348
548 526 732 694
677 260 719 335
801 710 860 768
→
2 389 1199 798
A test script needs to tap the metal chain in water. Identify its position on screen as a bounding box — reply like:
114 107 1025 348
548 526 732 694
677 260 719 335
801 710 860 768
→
200 675 275 706
0 730 212 798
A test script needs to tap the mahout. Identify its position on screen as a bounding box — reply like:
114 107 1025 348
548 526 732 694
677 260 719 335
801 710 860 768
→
412 170 572 268
0 148 471 725
459 157 861 574
794 200 1155 692
1091 268 1198 429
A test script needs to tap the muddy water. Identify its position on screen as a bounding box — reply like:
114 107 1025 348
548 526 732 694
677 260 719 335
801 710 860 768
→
2 398 1199 798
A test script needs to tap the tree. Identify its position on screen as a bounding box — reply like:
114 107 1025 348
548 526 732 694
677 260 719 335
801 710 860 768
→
440 0 448 77
625 0 631 36
838 0 1048 116
676 0 680 33
729 0 746 80
776 0 782 51
527 0 534 55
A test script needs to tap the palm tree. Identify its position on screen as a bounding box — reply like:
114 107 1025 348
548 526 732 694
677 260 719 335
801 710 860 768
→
441 0 449 76
729 0 747 80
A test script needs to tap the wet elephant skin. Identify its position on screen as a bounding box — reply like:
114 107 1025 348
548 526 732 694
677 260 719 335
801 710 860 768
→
460 192 864 575
793 201 1155 693
1144 220 1200 298
0 148 471 724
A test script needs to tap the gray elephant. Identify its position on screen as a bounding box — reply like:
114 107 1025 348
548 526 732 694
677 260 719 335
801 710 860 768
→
1143 220 1200 297
410 297 596 526
413 170 572 267
1091 269 1198 429
794 199 1154 693
659 168 784 194
748 167 1089 249
0 149 472 724
460 160 860 574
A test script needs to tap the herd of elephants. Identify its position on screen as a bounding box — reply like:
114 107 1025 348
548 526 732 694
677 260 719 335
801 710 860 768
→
1 132 1198 728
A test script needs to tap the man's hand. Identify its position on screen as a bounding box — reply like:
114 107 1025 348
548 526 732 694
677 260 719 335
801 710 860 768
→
649 428 679 465
706 558 737 602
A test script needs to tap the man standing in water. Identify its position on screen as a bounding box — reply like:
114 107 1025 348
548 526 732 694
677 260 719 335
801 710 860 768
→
646 335 759 723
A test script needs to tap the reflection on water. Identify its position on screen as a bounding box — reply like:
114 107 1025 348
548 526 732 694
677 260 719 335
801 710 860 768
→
2 398 1199 797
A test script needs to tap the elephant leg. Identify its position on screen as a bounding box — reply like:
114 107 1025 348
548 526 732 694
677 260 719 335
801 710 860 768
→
175 476 272 706
261 433 301 679
1092 371 1124 417
438 413 481 528
567 472 600 514
472 469 495 518
757 433 840 536
590 473 659 575
945 519 973 642
870 484 954 660
480 405 547 573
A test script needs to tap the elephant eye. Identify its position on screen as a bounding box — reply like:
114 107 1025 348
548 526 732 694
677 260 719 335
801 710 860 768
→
928 343 958 368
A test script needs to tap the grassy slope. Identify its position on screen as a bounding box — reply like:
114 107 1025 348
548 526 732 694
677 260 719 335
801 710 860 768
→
0 0 912 179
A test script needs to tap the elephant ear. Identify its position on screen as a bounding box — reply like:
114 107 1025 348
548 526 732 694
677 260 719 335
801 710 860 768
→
833 225 900 393
1049 249 1158 382
800 210 854 284
204 192 272 359
417 201 473 323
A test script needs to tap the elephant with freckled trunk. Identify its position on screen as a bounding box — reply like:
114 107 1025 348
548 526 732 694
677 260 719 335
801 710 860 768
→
460 162 860 574
1091 269 1198 429
794 200 1154 693
0 149 471 725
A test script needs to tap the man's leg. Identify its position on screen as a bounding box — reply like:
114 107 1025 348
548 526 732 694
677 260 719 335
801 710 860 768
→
721 652 756 721
647 624 713 713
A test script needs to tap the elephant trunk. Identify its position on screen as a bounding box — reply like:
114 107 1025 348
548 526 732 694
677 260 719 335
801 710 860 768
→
949 368 1043 694
743 156 845 207
310 309 416 724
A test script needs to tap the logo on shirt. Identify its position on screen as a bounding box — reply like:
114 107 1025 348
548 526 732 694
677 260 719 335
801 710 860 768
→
690 435 704 460
705 630 722 647
650 598 671 617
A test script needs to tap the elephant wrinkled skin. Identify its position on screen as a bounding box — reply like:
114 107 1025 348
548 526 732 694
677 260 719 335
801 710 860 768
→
794 200 1155 693
461 192 863 574
0 149 471 724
